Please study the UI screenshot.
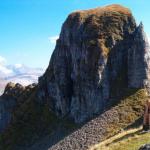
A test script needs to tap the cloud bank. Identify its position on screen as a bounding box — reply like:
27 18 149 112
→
0 56 6 65
0 56 12 75
148 36 150 44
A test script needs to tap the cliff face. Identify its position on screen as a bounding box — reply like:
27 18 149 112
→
0 4 150 128
0 83 36 132
0 83 22 132
128 23 150 88
38 4 150 123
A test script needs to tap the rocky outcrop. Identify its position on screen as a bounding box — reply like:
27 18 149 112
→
38 4 150 123
0 82 21 132
128 23 150 88
139 144 150 150
0 82 36 132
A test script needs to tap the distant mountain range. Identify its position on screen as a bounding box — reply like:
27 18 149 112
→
0 64 44 95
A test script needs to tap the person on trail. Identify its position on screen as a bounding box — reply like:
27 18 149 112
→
143 99 150 131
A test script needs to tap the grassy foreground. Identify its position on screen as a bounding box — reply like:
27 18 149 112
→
90 127 150 150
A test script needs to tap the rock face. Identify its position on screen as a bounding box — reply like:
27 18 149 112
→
0 83 23 132
38 4 150 123
0 97 15 132
128 23 150 88
139 144 150 150
0 82 36 132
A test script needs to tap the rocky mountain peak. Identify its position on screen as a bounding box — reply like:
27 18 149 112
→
37 4 150 123
0 4 150 149
1 4 150 125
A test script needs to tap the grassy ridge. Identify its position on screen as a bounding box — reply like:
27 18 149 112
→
90 127 150 150
104 89 147 140
90 89 148 150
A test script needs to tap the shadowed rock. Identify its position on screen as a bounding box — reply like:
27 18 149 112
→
0 82 36 133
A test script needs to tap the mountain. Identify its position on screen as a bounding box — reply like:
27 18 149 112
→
0 4 150 150
0 64 44 95
38 4 150 123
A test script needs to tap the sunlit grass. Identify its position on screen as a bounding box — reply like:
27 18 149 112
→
90 127 150 150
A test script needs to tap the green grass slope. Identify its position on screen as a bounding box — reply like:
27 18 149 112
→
102 89 147 140
89 89 149 150
91 127 150 150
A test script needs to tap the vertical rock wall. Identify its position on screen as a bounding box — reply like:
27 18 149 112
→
38 5 150 123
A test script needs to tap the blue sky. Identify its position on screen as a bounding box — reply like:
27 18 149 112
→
0 0 150 68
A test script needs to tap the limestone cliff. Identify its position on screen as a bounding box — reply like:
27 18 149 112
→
38 4 150 123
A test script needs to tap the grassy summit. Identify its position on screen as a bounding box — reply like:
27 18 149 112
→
70 4 132 17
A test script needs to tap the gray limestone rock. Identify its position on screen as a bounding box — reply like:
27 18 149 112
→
37 5 150 123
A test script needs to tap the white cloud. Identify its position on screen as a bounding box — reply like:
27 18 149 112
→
148 35 150 44
48 35 59 44
14 64 23 68
0 56 6 65
0 56 13 75
0 65 13 75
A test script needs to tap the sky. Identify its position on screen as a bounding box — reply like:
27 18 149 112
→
0 0 150 69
